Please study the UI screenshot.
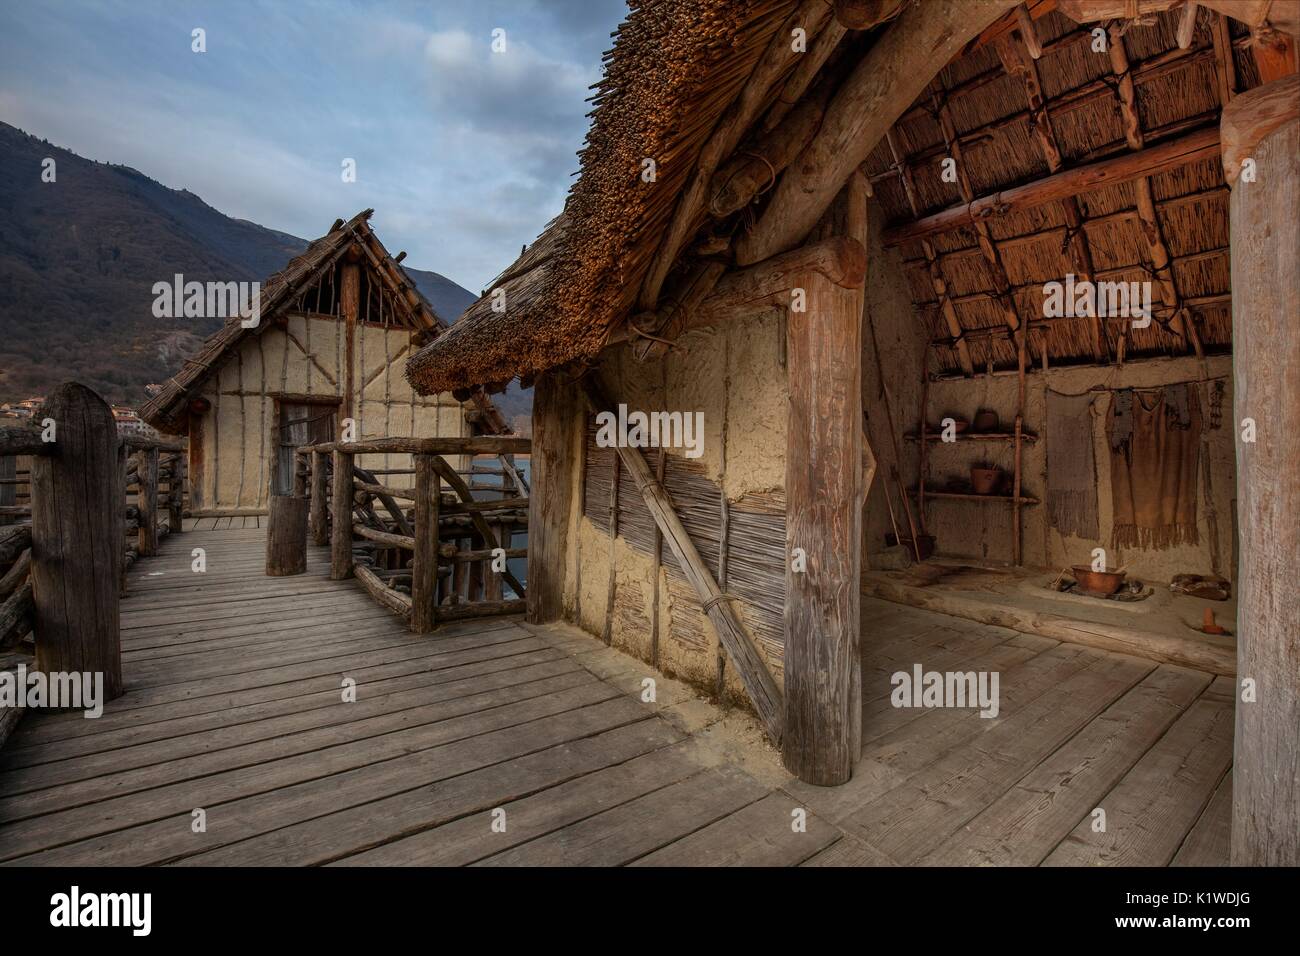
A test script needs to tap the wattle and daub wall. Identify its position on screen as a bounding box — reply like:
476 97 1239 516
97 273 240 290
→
189 313 474 511
562 310 790 699
555 203 1236 702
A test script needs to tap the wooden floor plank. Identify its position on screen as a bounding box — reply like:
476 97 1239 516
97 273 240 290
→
0 680 624 861
473 765 768 867
632 792 839 866
925 665 1210 866
799 834 897 867
0 657 582 795
843 652 1155 863
11 698 654 866
1171 770 1233 867
0 528 1234 867
330 733 702 868
1042 676 1236 867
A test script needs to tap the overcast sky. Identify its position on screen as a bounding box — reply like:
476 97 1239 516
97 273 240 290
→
0 0 627 293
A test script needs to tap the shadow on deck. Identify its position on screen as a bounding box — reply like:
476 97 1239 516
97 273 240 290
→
0 525 1232 866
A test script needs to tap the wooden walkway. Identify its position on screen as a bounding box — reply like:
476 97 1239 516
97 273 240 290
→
0 527 1232 866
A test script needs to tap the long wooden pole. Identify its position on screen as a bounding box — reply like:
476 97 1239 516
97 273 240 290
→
883 126 1221 246
580 377 784 745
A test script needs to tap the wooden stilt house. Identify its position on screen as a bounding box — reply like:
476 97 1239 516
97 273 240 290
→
403 0 1298 865
141 210 509 514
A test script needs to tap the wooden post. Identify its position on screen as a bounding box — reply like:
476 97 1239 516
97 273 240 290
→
411 453 440 632
526 371 580 623
1225 78 1300 866
310 449 329 545
265 495 308 576
31 383 124 701
484 521 504 602
341 260 360 425
784 267 864 786
188 411 205 512
330 448 355 580
135 446 158 558
168 451 185 533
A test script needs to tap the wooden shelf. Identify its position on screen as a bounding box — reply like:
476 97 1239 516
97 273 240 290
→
905 431 1038 443
909 490 1040 505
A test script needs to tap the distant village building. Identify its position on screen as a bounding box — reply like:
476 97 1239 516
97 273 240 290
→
0 398 45 420
141 210 508 514
111 405 158 440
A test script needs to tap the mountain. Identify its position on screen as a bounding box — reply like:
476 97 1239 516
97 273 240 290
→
0 122 505 413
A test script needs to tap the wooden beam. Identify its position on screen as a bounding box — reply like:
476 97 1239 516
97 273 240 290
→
928 76 1045 365
999 28 1108 361
1105 22 1202 358
884 130 975 376
833 0 905 29
580 376 784 745
1057 0 1300 37
639 0 829 309
1221 72 1300 183
736 0 1019 266
883 126 1220 245
608 236 867 351
783 262 864 785
30 383 123 701
1227 80 1300 865
1252 27 1298 81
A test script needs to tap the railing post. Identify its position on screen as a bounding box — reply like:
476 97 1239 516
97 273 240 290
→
30 383 124 701
330 447 354 580
411 453 440 632
135 446 159 558
484 521 504 602
310 449 329 545
266 450 309 577
168 451 185 534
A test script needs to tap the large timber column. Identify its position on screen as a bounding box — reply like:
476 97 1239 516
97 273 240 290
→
527 370 581 623
784 266 865 786
1223 73 1300 866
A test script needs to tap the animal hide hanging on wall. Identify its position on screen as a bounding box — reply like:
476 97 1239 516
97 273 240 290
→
1108 385 1201 551
1045 390 1100 540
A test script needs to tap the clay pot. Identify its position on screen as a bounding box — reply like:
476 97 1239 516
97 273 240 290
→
1071 565 1126 596
970 466 1002 495
972 409 999 432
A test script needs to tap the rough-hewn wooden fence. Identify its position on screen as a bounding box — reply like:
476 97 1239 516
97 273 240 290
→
0 382 188 746
267 435 531 632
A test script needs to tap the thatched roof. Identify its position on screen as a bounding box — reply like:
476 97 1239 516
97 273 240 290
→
406 0 801 394
407 0 1275 395
141 210 507 434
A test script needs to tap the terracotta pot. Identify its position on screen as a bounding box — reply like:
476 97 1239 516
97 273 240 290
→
1071 565 1126 596
970 466 1002 495
973 409 999 432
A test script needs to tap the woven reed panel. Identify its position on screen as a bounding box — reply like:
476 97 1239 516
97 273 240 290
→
580 416 787 666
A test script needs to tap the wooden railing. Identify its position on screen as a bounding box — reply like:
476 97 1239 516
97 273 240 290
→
269 435 531 632
0 383 189 736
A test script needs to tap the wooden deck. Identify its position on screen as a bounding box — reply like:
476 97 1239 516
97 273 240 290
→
0 526 1232 866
